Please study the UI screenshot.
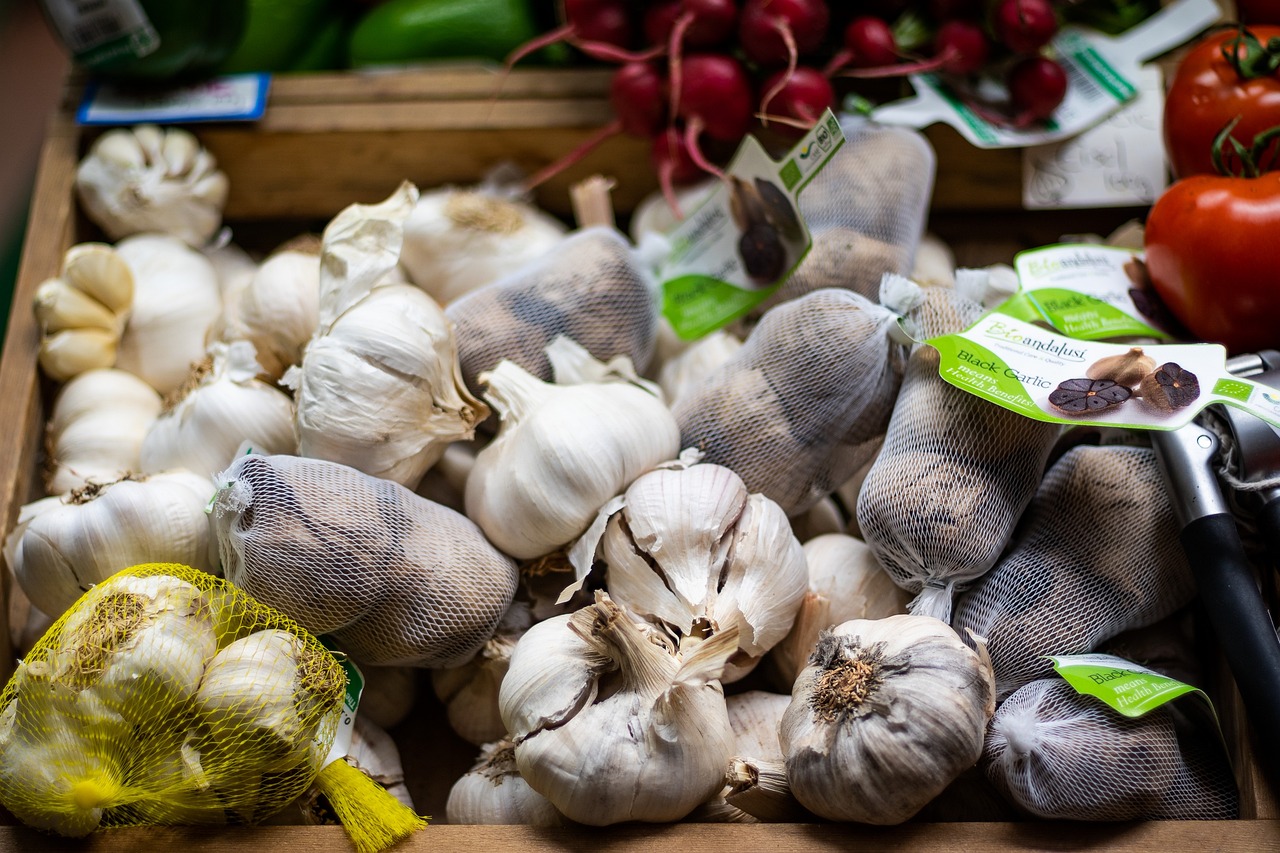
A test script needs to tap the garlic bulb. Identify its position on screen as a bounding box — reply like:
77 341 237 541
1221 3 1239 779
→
195 628 343 772
766 533 911 690
49 573 218 724
115 233 223 395
400 185 568 305
34 243 133 382
231 236 321 379
432 601 534 746
628 178 717 242
780 614 995 824
911 232 957 289
788 496 846 542
358 666 417 731
567 457 807 683
202 240 258 300
44 368 162 494
466 350 681 560
656 329 743 408
446 739 567 826
499 592 737 825
74 124 229 247
5 471 218 617
140 340 295 479
723 691 807 822
289 183 486 487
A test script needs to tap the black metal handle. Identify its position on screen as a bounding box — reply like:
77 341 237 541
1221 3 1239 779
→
1181 513 1280 777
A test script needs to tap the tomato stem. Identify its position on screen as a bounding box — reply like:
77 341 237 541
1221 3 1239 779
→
1222 24 1280 79
1210 117 1280 177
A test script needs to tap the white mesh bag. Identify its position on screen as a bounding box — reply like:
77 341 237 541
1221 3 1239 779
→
984 676 1238 820
445 226 658 397
951 444 1196 698
856 284 1062 621
672 287 908 517
208 453 519 668
736 118 935 328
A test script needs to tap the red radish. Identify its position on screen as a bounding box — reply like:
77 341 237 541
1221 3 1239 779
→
993 0 1058 54
758 66 834 133
676 53 755 142
504 0 654 70
824 16 898 75
1007 54 1068 120
738 0 831 66
933 19 990 74
644 0 738 48
611 62 667 137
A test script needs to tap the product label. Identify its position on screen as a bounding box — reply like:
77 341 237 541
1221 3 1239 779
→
1012 244 1175 340
927 312 1280 431
1049 654 1213 720
870 0 1218 149
320 638 365 768
41 0 158 66
78 73 271 125
659 109 844 340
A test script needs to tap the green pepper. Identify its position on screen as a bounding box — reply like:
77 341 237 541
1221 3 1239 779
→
217 0 342 73
347 0 544 67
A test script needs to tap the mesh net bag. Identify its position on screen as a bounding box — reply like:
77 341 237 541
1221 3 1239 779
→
732 118 934 330
672 287 907 517
952 444 1197 698
0 563 426 849
208 453 519 668
445 225 658 398
983 676 1238 820
856 285 1062 622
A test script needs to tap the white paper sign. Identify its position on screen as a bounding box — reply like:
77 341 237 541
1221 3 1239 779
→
1022 65 1167 209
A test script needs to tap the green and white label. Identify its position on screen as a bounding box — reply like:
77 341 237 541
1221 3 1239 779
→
659 110 844 340
41 0 159 67
927 311 1280 431
320 639 365 768
1014 244 1174 340
1049 654 1211 719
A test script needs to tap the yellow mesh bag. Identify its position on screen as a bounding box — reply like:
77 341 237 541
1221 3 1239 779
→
0 562 426 851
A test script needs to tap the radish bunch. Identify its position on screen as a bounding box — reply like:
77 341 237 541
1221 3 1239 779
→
512 0 1081 202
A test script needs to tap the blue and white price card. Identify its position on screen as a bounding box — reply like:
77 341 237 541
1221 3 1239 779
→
78 73 271 125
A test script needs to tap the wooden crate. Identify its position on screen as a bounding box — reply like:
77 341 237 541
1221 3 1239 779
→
0 66 1276 851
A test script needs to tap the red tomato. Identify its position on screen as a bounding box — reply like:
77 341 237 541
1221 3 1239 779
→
1143 170 1280 353
1163 25 1280 179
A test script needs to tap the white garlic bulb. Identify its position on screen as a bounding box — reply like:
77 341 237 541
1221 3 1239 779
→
628 178 717 242
499 592 737 825
767 533 911 690
74 124 229 247
5 471 218 618
115 233 223 395
656 329 743 408
466 351 681 560
289 183 486 488
34 243 134 382
202 240 258 300
400 186 568 305
44 368 162 495
780 614 995 824
567 457 808 683
723 691 807 822
446 739 567 826
911 232 957 289
358 666 417 730
231 236 321 379
140 340 295 479
432 601 533 746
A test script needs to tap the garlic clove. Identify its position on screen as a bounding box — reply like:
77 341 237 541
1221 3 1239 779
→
38 328 118 382
34 279 120 334
160 128 199 177
92 128 146 169
446 739 567 826
61 242 134 315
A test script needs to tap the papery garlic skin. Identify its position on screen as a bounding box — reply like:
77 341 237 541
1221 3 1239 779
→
400 187 567 305
140 340 295 479
569 460 807 682
780 614 995 824
446 739 566 826
44 368 162 495
500 593 737 825
6 471 218 618
75 125 229 248
767 533 911 690
291 183 486 488
115 234 223 395
232 238 321 379
466 357 681 560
